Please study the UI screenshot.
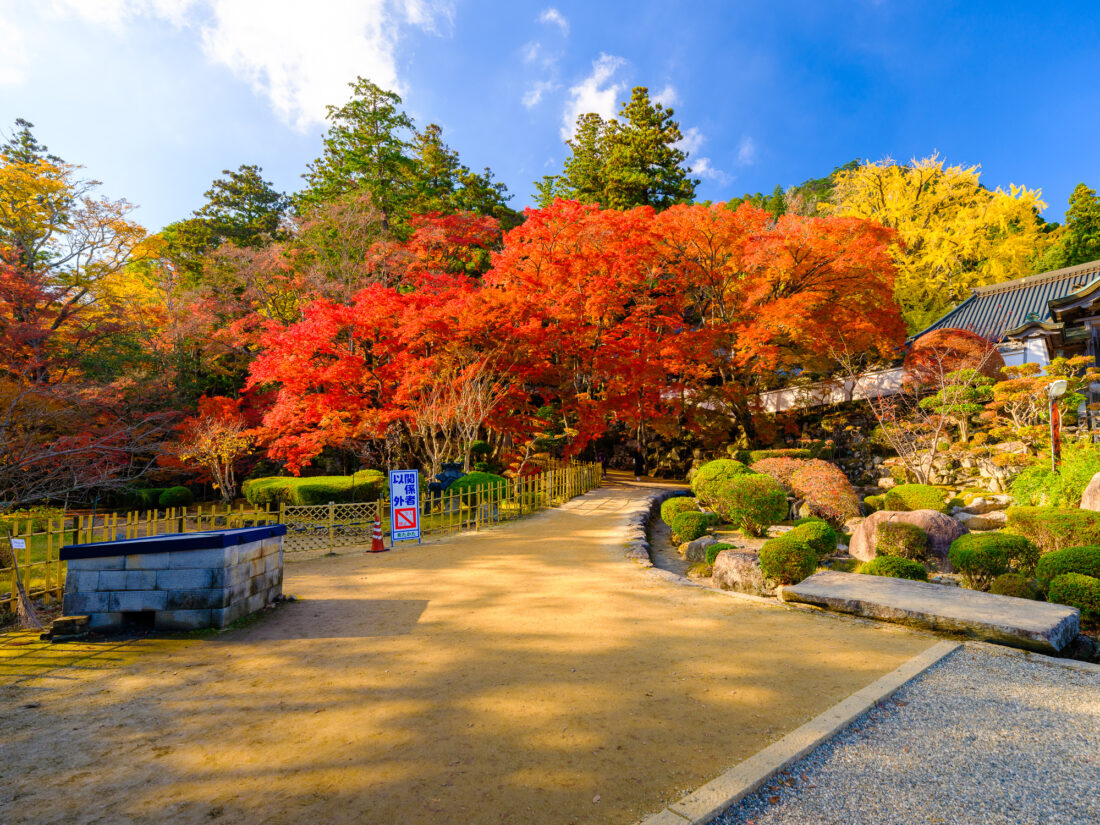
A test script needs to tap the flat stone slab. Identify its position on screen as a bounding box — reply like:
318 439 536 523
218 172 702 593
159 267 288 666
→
782 571 1079 654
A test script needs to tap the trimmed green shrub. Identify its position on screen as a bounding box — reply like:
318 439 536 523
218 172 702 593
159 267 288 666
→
690 459 753 507
705 542 734 565
1005 507 1100 555
759 535 818 585
875 522 929 561
671 511 712 543
1047 573 1100 623
863 494 885 513
158 486 193 508
989 573 1041 600
712 474 788 537
661 496 701 527
449 471 508 494
1010 442 1100 507
748 448 812 463
790 516 828 527
1034 545 1100 590
787 520 838 557
859 556 929 581
243 475 385 506
133 487 167 509
469 439 492 457
883 484 948 513
948 533 1040 590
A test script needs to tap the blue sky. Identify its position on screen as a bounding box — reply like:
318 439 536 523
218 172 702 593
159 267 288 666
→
2 1 1098 232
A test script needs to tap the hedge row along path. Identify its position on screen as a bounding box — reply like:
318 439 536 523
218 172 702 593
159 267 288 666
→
0 474 934 825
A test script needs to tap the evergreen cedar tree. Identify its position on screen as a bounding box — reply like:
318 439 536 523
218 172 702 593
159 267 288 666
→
247 200 906 473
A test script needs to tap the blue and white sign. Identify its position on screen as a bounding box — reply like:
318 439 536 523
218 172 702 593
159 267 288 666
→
388 469 421 545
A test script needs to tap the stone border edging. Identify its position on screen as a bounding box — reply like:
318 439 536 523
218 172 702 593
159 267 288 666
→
622 489 689 566
634 640 962 825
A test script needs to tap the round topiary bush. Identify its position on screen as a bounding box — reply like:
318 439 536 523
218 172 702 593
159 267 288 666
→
705 542 734 565
158 486 193 508
884 484 948 513
759 535 818 585
689 459 753 508
875 522 929 561
989 573 1041 600
712 474 788 537
863 494 885 513
1034 545 1100 590
1047 572 1100 623
661 496 701 527
859 556 929 581
671 511 713 543
948 533 1040 590
786 520 838 557
449 471 508 503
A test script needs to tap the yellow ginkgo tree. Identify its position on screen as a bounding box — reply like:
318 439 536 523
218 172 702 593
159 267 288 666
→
825 154 1052 333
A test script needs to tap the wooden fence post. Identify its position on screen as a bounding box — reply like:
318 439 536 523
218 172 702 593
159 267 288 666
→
328 502 335 550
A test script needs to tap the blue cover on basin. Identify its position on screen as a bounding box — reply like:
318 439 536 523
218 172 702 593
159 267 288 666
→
60 524 288 561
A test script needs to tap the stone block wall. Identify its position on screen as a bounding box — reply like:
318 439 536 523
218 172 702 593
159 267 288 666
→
61 526 286 632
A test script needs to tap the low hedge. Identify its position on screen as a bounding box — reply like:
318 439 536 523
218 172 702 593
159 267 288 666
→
948 533 1040 590
671 511 713 543
661 496 701 527
690 459 753 508
859 556 929 581
158 486 193 508
712 474 787 537
863 494 885 513
989 573 1041 600
705 542 734 565
786 520 838 557
243 474 386 506
759 535 818 585
748 448 812 463
875 522 929 562
449 472 509 497
1047 573 1100 623
1005 507 1100 555
1034 545 1100 590
883 484 948 513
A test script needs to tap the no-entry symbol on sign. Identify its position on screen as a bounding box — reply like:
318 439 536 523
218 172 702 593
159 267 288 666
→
388 469 421 545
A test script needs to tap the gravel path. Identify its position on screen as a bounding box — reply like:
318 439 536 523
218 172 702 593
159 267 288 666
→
712 644 1100 825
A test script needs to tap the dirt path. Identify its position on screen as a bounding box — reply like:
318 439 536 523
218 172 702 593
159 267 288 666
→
0 478 933 825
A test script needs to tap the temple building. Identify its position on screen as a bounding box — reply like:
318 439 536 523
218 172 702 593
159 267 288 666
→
917 258 1100 367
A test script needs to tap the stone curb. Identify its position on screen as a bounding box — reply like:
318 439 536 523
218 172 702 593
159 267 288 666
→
621 489 690 567
634 640 961 825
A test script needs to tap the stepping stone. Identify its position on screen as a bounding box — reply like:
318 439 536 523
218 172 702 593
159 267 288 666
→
782 571 1079 654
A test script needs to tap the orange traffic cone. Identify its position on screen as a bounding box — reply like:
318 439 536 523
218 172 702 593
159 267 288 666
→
369 518 389 553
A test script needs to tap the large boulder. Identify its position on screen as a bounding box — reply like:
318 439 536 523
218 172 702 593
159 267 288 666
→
1081 472 1100 511
955 510 1007 531
849 510 967 572
712 550 774 596
682 534 718 562
959 495 1013 515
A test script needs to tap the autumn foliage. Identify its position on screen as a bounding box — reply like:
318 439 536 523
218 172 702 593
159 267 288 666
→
246 200 905 472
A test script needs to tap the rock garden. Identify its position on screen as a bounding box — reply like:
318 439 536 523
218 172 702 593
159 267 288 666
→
649 451 1100 660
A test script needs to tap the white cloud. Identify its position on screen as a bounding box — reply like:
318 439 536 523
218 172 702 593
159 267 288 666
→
0 11 30 85
18 1 453 130
690 156 730 183
561 53 627 139
538 7 569 35
674 126 704 157
522 80 558 109
521 40 542 65
653 84 677 107
737 135 757 165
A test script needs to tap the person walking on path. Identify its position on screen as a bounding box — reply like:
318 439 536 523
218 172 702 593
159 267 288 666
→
633 448 645 481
